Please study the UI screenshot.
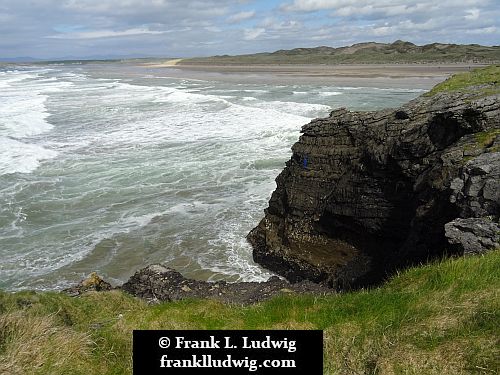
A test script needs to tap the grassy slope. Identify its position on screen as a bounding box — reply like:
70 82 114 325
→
426 65 500 96
1 251 499 375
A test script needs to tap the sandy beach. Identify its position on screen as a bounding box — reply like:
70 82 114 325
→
142 60 487 89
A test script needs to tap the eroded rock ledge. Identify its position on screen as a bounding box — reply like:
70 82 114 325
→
248 88 499 289
66 266 332 304
120 266 331 304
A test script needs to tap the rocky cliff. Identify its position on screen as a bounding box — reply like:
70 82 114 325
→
248 76 499 289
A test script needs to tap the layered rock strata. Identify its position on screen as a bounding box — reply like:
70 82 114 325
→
248 87 499 289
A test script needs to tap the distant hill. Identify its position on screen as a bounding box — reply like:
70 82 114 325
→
180 40 500 65
0 55 172 64
0 56 41 63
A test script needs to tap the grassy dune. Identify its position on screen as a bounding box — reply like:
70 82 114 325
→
180 41 500 66
1 251 498 374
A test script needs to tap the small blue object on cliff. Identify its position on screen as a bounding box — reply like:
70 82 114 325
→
303 155 308 168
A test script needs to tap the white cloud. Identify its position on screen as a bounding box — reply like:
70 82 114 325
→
464 9 480 21
372 25 392 36
277 0 499 48
259 17 276 28
282 0 436 22
275 20 301 30
243 27 265 40
205 26 222 33
281 0 490 16
466 26 497 34
60 0 229 16
227 10 255 23
47 27 166 39
334 4 424 17
0 0 498 58
282 0 358 12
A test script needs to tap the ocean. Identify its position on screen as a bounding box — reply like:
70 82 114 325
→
0 62 426 290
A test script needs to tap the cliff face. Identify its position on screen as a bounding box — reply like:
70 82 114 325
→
248 87 499 289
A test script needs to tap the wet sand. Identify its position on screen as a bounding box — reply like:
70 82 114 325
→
142 61 486 89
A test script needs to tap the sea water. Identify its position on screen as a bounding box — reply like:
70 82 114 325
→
0 62 426 290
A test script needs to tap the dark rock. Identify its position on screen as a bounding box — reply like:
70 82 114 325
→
395 110 410 120
449 152 500 217
248 89 499 289
445 218 499 254
121 265 332 304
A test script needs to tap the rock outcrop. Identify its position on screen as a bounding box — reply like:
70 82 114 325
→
122 265 331 304
64 272 112 296
248 87 499 289
445 218 499 255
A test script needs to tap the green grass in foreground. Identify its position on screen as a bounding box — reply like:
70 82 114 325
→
1 251 499 375
426 65 500 96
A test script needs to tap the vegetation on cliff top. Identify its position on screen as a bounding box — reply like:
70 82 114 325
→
426 64 500 96
181 41 500 65
1 250 498 375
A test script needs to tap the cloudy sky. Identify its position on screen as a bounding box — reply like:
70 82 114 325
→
0 0 498 59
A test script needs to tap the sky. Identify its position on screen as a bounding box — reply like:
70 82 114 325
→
0 0 499 59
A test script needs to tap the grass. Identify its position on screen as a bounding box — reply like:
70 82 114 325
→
462 128 500 162
475 129 500 148
1 250 499 374
426 65 500 96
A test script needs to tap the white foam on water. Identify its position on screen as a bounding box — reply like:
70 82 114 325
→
241 99 331 118
0 69 67 175
0 94 52 137
0 137 58 175
0 70 69 132
319 91 343 96
1 207 171 290
115 210 167 231
159 89 229 105
63 79 314 150
95 91 311 148
335 86 363 90
205 232 274 282
243 89 268 93
371 87 427 92
58 72 88 81
43 78 313 283
334 85 426 93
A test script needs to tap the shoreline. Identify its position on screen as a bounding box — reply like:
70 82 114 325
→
140 62 488 89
